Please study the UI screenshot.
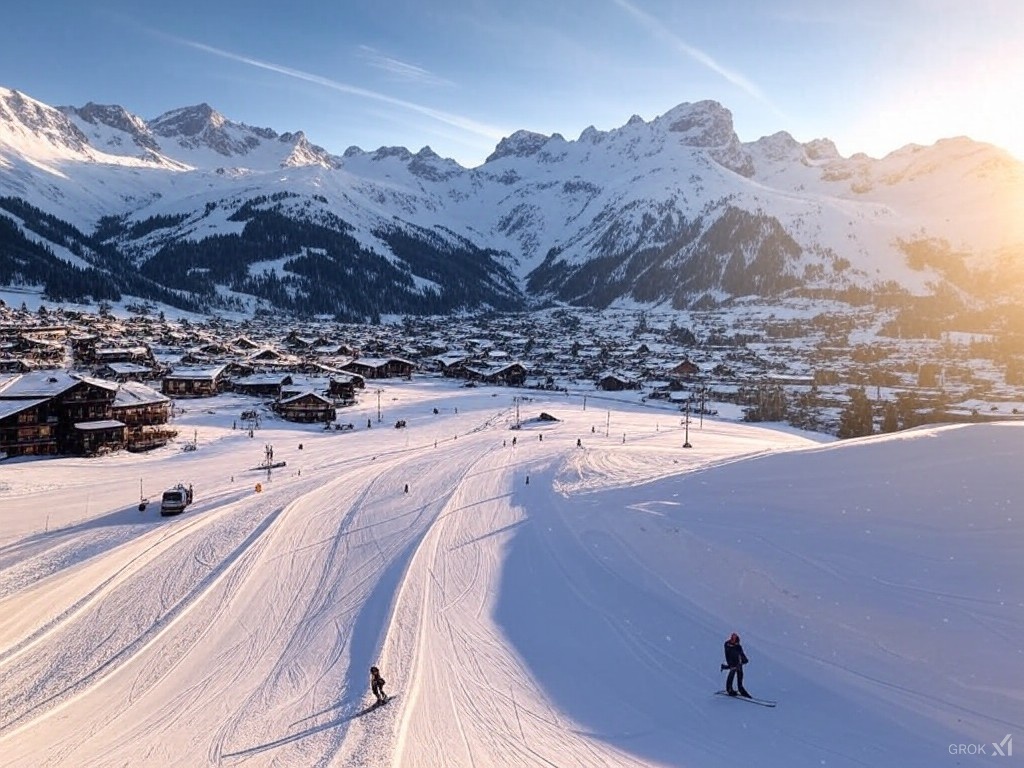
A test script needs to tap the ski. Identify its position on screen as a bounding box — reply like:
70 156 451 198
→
715 691 776 707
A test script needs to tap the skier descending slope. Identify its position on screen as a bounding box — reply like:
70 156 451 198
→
721 632 751 698
370 666 387 705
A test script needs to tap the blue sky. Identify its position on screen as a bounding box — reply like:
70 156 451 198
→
3 0 1022 166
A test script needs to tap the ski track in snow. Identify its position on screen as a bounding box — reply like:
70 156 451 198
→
0 380 1020 767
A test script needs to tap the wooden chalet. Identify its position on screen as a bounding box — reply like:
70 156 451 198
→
162 365 229 397
342 357 416 380
248 347 287 363
0 357 33 373
667 359 700 379
111 382 175 452
55 374 119 425
275 391 336 423
13 335 65 364
70 420 126 455
434 353 471 376
233 373 293 398
112 382 171 427
0 371 119 457
328 372 365 402
283 331 317 350
97 361 157 382
198 342 231 356
597 372 640 391
69 333 99 362
0 396 56 457
230 335 261 351
454 362 528 386
93 345 153 365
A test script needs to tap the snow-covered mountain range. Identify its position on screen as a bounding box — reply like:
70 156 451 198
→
1 85 1022 317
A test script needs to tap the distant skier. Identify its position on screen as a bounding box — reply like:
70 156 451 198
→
721 632 751 698
370 665 387 704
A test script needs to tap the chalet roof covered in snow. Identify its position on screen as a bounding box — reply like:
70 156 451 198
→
75 374 120 392
73 419 126 430
112 381 169 407
0 397 47 420
164 364 228 380
101 362 154 374
0 370 80 398
232 372 293 386
349 356 413 369
95 346 149 356
279 391 332 405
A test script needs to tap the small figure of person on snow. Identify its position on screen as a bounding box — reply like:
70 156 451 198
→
370 665 387 704
721 632 751 698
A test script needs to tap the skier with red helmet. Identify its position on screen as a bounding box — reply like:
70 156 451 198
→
721 632 751 698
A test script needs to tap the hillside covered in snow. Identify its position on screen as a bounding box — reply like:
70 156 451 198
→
0 382 1021 766
1 85 1022 318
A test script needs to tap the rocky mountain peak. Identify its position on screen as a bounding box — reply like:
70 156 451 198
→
804 137 840 161
658 100 737 148
279 130 337 168
0 87 89 153
484 130 551 163
149 103 226 137
65 102 159 152
147 104 271 157
409 145 463 182
372 146 414 162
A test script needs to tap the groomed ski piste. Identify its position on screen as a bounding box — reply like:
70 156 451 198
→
0 380 1020 767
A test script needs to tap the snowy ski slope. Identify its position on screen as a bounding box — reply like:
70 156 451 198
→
0 381 1020 766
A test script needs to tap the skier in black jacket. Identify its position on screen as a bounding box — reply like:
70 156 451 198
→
370 666 387 704
721 633 751 698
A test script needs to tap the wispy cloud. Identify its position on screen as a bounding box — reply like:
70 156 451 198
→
170 36 506 141
610 0 771 106
356 45 455 87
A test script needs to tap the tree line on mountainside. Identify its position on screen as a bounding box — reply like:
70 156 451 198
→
136 206 524 320
528 207 803 309
0 198 203 310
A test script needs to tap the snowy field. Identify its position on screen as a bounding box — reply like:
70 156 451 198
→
0 380 1021 767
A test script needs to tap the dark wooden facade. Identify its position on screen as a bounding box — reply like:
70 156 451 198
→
276 392 336 423
342 357 415 379
70 420 126 455
328 372 365 401
233 373 293 398
0 372 120 457
453 362 527 386
598 373 639 391
667 360 700 378
112 384 172 427
0 398 58 457
162 365 228 397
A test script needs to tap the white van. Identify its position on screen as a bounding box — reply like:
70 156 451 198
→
160 484 193 516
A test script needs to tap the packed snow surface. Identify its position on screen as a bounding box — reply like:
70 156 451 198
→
0 381 1020 767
